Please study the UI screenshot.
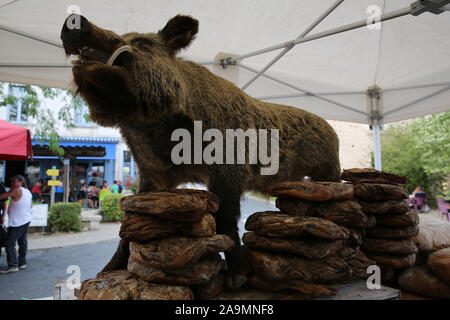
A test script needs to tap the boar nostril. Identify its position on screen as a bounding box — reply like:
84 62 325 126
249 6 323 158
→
60 14 93 55
62 14 90 33
61 14 91 44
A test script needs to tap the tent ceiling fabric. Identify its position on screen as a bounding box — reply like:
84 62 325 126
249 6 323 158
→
0 0 449 124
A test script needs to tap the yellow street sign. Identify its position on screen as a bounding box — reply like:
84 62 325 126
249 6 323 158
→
48 180 60 186
46 169 59 176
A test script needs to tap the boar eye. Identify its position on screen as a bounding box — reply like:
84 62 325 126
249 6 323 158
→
131 37 155 49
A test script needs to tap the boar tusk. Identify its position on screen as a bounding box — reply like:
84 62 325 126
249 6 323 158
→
106 45 133 66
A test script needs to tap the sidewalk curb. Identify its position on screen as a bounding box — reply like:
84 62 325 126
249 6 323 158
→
27 237 120 252
27 222 121 251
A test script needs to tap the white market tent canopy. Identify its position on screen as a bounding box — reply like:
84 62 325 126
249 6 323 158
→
1 0 449 169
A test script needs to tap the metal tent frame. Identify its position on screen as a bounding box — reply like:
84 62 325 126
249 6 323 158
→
0 0 449 170
213 0 450 170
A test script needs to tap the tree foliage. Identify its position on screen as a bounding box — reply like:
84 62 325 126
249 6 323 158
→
101 194 124 221
48 202 82 232
0 82 86 156
413 112 450 177
380 111 449 201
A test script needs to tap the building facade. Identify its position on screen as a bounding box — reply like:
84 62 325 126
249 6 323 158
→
0 85 138 192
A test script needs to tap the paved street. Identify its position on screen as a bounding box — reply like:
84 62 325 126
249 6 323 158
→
238 197 277 239
0 198 276 300
0 239 118 300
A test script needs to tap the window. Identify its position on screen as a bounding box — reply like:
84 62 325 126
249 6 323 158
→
73 104 91 126
7 86 28 123
123 150 132 163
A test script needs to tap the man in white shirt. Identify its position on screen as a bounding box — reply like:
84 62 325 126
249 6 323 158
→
0 175 32 274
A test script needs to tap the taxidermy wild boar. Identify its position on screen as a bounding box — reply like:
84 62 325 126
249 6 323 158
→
61 14 341 289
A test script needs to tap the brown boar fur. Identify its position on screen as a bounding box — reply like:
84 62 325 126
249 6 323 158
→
61 14 341 288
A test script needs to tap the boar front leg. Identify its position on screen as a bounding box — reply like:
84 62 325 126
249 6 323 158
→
209 171 249 290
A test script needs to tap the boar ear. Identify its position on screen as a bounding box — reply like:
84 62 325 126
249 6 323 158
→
159 15 198 54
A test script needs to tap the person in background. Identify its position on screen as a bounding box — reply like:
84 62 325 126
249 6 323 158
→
117 181 123 194
89 181 99 208
39 179 51 204
413 186 426 197
55 181 64 203
0 181 7 221
40 179 50 194
31 180 42 202
0 175 32 274
110 181 119 194
102 181 109 190
79 183 87 197
0 181 8 258
77 183 87 207
412 185 428 212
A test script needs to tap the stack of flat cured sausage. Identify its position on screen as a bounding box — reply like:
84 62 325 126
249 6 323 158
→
76 189 233 300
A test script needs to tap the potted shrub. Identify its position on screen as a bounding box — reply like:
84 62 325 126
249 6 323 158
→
48 202 82 232
101 193 124 221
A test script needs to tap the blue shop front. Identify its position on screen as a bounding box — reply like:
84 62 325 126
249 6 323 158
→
27 137 120 195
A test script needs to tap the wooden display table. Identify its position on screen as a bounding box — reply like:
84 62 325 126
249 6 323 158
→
216 280 400 300
53 279 400 300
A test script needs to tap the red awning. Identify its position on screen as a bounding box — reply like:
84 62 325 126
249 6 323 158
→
0 119 33 160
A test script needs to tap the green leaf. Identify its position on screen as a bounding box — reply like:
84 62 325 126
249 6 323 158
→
0 82 91 154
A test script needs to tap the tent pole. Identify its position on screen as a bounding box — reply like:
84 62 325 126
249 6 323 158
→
241 0 344 90
256 91 366 100
197 61 221 65
239 62 369 117
384 84 450 117
0 61 220 68
0 24 63 48
368 87 383 170
373 121 382 171
227 7 411 63
382 82 450 92
0 63 71 68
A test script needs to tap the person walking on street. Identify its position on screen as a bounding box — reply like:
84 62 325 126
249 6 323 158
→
0 175 32 274
117 181 123 194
